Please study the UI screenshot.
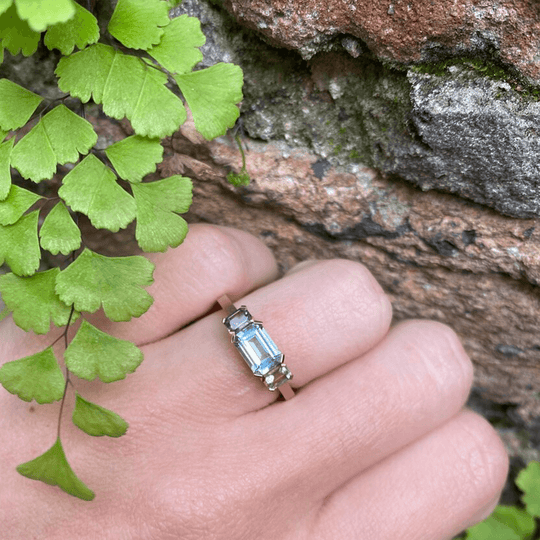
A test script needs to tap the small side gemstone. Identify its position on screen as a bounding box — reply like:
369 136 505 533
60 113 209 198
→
224 307 252 331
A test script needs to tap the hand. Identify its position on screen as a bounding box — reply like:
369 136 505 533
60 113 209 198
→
0 224 508 539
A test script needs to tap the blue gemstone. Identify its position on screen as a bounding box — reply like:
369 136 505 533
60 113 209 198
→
234 323 283 376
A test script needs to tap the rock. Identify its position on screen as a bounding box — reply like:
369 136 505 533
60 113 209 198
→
172 4 540 220
406 69 540 218
222 0 540 83
236 46 540 219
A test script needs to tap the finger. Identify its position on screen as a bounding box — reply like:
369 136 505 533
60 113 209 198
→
246 320 474 500
0 224 279 361
136 258 393 415
89 224 279 343
309 410 509 540
283 259 319 276
0 317 53 364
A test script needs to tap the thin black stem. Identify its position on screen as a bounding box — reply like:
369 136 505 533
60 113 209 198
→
57 370 71 440
48 332 65 349
36 196 60 215
56 303 76 440
91 147 115 171
107 38 174 82
64 305 76 348
29 95 70 122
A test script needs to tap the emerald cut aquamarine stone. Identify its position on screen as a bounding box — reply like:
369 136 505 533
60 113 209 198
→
221 303 293 393
224 307 283 377
233 323 283 376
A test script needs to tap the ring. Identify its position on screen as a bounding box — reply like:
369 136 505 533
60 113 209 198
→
218 295 295 400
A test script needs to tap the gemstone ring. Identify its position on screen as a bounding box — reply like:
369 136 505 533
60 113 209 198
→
218 295 295 400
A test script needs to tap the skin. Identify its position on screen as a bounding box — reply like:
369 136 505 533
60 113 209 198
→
0 224 509 540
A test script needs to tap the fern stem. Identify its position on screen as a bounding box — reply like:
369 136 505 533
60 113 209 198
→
57 370 71 440
48 332 65 349
234 133 247 171
56 304 76 440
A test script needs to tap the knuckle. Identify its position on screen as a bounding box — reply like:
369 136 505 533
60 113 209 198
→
313 258 392 322
453 411 509 502
317 258 382 293
394 320 474 394
192 224 249 290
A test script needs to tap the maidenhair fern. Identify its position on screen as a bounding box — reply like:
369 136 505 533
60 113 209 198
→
0 0 243 500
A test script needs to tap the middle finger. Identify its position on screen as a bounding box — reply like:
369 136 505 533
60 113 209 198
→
138 259 393 417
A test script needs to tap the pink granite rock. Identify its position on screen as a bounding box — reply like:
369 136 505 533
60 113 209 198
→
223 0 540 81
